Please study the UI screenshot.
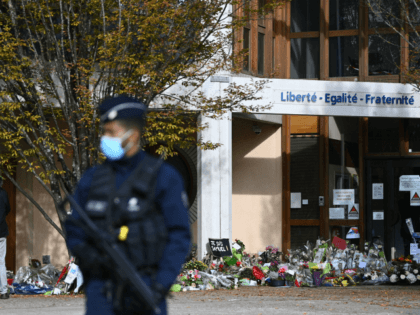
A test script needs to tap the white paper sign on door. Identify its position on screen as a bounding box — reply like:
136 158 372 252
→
372 183 384 200
373 211 384 220
348 204 359 219
329 208 345 219
410 190 420 206
333 189 354 205
400 175 420 191
410 243 420 255
290 192 301 209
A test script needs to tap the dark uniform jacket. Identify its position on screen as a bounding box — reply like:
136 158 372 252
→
65 151 191 315
0 188 10 238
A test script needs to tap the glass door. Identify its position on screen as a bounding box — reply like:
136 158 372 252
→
366 159 420 258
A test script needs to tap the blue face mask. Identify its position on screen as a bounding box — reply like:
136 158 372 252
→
100 129 134 161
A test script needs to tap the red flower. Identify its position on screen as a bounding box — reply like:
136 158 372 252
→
252 266 264 280
219 264 224 269
236 261 241 267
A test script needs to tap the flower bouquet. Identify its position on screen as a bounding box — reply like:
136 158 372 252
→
285 272 295 286
309 263 330 287
184 259 208 272
261 245 282 264
270 267 286 287
179 269 203 288
269 260 280 272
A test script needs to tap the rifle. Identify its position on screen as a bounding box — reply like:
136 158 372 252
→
60 194 161 314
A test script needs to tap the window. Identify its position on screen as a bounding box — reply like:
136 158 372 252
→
328 1 359 78
409 34 420 70
330 0 359 30
368 0 400 29
258 33 265 75
243 28 250 72
329 36 359 77
409 0 420 28
238 1 410 80
368 34 400 75
291 0 320 32
291 38 319 79
407 119 420 153
290 0 320 79
368 118 400 153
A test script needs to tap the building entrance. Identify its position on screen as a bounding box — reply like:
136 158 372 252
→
365 158 420 259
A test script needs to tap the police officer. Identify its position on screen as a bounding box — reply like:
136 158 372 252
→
65 96 191 314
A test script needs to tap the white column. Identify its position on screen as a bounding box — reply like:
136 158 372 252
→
197 112 232 259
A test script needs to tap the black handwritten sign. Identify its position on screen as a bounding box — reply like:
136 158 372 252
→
209 238 232 257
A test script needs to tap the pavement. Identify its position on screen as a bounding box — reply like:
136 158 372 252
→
0 285 419 314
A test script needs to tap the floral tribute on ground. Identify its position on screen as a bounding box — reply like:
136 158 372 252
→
170 237 420 292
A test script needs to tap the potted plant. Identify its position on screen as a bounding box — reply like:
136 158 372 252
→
310 266 325 287
270 267 286 286
285 272 295 286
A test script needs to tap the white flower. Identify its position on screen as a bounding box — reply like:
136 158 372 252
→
414 269 418 274
400 274 406 280
407 273 417 284
390 274 398 283
188 270 194 275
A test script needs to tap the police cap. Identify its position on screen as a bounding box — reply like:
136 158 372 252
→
99 96 148 124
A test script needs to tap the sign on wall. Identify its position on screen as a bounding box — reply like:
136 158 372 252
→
333 189 355 205
348 204 359 220
410 190 420 206
373 211 384 220
372 183 384 200
329 208 345 219
399 175 420 191
290 192 302 209
227 77 420 118
209 239 232 257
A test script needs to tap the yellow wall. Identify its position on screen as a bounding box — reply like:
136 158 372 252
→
16 167 69 270
232 118 282 254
